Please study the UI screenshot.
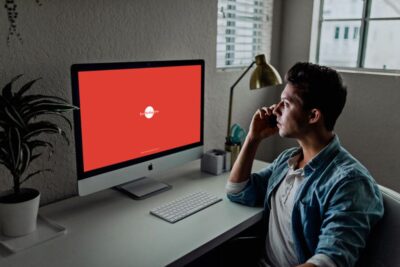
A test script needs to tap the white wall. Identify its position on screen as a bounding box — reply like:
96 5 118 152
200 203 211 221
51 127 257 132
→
272 0 400 192
0 0 282 204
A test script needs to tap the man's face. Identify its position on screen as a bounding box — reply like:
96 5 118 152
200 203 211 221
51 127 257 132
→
273 83 310 138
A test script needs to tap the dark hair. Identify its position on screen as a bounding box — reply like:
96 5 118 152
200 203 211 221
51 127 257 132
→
285 62 347 131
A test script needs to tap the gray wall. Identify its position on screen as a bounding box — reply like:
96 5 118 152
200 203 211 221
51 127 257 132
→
272 0 400 192
0 0 282 204
1 0 398 205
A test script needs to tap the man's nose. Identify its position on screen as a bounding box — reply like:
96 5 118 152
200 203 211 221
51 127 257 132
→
272 101 282 116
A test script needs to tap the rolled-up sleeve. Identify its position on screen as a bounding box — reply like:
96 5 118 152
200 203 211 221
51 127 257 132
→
227 164 273 207
225 180 249 194
307 253 337 267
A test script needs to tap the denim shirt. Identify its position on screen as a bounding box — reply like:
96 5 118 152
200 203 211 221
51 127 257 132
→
227 136 384 267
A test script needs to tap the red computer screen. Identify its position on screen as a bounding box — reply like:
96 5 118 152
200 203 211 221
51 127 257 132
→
77 65 202 172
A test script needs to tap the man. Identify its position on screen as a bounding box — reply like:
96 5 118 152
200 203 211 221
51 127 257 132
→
226 62 384 267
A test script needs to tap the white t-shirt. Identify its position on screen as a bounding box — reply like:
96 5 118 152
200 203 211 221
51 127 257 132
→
226 155 336 267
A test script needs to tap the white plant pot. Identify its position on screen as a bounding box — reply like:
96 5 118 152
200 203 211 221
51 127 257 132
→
0 188 40 237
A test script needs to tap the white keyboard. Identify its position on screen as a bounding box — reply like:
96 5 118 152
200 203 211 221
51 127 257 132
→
150 191 222 223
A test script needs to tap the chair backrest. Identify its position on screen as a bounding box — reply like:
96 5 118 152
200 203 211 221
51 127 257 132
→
356 185 400 267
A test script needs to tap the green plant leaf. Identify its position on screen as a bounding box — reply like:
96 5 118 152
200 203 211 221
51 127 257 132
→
5 105 26 129
19 94 68 103
0 145 8 159
0 118 7 128
8 127 21 171
28 140 54 160
22 103 77 122
1 74 23 100
29 153 43 163
31 112 73 130
0 146 8 157
26 128 67 143
25 120 59 131
21 168 53 185
0 141 12 170
19 96 70 113
24 121 70 145
18 143 31 176
23 102 77 113
28 140 54 151
0 95 9 108
0 158 10 170
13 78 42 100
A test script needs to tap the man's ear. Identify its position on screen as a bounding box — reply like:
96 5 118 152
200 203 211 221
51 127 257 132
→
308 108 322 124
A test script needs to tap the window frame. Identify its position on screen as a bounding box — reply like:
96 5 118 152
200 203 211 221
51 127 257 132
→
311 0 400 74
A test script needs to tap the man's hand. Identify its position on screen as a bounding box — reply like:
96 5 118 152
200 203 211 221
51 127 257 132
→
248 106 278 142
228 105 278 183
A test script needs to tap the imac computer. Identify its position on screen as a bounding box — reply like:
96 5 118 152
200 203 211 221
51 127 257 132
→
71 59 204 198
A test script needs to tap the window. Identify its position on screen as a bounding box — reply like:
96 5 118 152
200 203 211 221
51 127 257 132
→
353 27 359 39
344 26 349 39
217 0 274 69
313 0 400 71
334 27 340 39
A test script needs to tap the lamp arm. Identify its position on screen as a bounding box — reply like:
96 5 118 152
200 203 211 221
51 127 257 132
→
227 61 256 140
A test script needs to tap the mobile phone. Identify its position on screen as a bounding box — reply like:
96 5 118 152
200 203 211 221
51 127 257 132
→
268 114 277 127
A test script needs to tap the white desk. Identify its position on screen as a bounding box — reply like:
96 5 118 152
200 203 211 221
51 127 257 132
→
0 159 267 267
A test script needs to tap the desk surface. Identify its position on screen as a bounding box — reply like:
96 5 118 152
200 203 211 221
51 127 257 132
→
0 159 267 267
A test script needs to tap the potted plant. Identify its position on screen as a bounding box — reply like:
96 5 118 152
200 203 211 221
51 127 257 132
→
0 75 77 237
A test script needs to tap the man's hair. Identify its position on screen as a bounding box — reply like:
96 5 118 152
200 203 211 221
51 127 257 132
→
285 62 347 131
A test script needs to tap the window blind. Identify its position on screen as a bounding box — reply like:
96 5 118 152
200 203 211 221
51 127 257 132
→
217 0 273 69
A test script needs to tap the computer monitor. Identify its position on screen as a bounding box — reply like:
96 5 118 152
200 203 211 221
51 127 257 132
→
71 59 204 198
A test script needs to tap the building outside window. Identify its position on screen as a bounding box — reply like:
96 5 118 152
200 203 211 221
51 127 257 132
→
217 0 274 69
313 0 400 71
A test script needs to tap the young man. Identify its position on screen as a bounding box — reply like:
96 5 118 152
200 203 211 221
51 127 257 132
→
226 62 384 267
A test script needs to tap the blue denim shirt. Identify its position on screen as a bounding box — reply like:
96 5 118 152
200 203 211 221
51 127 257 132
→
227 136 384 267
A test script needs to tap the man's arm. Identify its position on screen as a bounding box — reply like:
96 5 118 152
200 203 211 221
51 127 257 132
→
228 106 278 183
314 178 384 267
228 135 261 183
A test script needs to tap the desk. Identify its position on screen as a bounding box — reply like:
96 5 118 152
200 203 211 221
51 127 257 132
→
0 159 267 267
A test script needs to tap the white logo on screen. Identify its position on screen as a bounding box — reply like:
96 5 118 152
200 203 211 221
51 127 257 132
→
140 106 159 119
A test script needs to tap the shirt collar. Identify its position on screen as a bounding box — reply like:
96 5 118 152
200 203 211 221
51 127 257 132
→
288 153 302 169
288 135 341 176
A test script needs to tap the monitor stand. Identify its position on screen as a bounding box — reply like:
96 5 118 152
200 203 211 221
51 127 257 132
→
115 177 172 200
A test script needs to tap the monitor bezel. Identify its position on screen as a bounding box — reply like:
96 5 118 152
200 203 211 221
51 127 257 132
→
71 59 204 181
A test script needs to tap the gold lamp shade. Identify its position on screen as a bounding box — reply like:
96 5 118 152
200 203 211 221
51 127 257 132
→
250 54 282 89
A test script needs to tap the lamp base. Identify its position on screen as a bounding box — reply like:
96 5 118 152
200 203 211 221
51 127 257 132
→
225 141 241 168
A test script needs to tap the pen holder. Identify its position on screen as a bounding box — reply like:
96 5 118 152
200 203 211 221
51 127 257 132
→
201 149 231 175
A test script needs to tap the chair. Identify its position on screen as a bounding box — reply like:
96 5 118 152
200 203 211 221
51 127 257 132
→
356 185 400 267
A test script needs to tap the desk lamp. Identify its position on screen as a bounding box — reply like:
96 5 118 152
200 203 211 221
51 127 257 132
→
225 54 282 162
